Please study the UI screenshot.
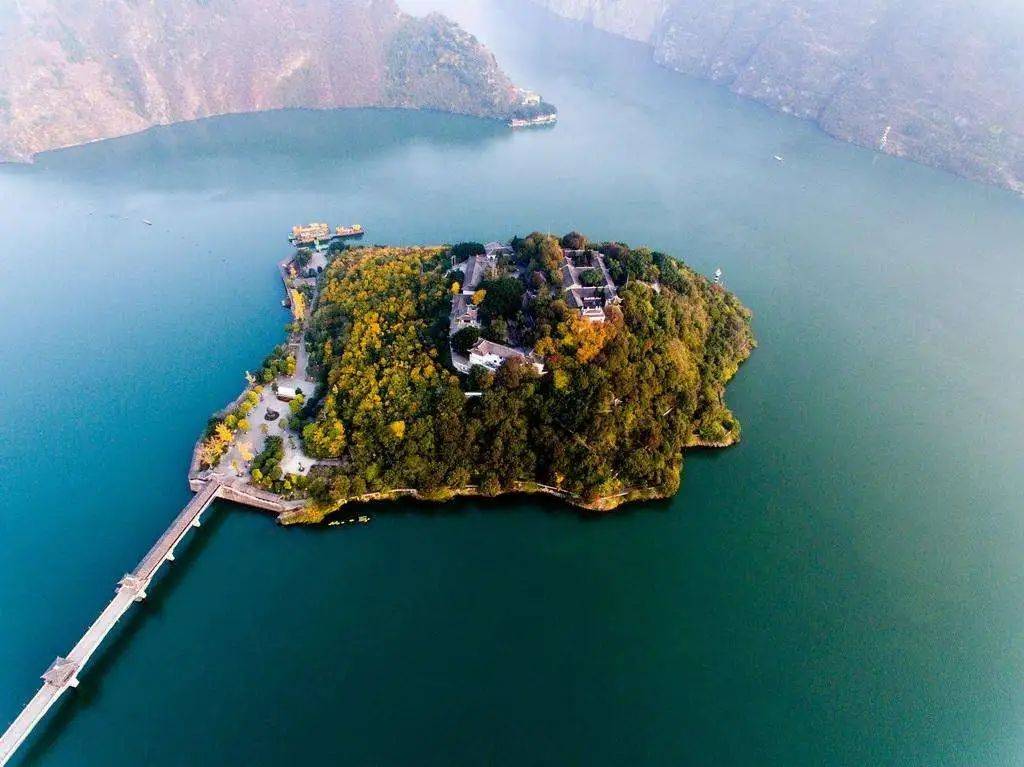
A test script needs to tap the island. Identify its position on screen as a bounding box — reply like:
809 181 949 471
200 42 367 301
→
190 229 755 524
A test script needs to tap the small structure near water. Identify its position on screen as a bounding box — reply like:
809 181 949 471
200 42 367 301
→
276 386 299 402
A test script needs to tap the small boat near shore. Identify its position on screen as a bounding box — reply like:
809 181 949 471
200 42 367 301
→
509 114 558 129
328 514 372 527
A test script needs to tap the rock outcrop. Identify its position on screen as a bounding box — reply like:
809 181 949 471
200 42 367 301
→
534 0 1024 193
0 0 535 162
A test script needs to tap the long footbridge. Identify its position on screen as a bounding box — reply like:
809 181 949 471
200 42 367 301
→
0 480 223 766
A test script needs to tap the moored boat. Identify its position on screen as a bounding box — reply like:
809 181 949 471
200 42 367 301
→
335 224 364 238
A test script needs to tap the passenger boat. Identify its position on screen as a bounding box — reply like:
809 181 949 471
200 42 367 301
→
335 224 364 238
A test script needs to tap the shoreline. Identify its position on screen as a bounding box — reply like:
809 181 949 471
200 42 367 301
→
189 240 746 525
1 105 553 167
277 481 671 525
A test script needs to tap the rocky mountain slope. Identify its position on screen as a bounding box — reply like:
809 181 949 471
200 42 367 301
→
0 0 535 162
534 0 1024 193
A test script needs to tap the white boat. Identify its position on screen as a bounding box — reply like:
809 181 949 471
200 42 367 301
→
773 155 784 163
142 219 153 225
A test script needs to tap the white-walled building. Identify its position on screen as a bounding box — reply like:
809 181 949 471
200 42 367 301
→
461 339 544 375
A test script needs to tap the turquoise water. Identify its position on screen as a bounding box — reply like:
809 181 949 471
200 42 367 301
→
2 1 1024 764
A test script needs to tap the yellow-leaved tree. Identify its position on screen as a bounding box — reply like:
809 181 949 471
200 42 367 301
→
290 289 307 322
198 422 235 468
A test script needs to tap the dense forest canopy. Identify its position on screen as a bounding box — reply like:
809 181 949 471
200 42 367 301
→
299 234 755 510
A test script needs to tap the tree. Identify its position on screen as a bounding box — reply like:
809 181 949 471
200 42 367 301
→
251 436 285 489
295 248 312 268
599 242 659 284
296 240 754 508
451 242 486 260
290 289 307 322
198 422 234 468
479 277 524 320
579 268 604 287
303 418 346 458
484 317 508 343
451 326 481 355
560 231 587 250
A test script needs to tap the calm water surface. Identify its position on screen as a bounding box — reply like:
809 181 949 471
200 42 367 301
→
2 2 1023 764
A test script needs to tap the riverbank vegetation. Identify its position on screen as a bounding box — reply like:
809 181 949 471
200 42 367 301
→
258 345 296 384
196 388 262 469
298 233 755 512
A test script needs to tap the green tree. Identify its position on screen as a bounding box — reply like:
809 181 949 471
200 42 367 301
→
484 317 508 343
451 326 481 355
479 277 524 320
451 242 485 260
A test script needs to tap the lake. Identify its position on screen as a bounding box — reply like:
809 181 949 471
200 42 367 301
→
2 1 1023 764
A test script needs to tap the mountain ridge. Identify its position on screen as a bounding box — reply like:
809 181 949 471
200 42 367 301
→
0 0 537 162
534 0 1024 193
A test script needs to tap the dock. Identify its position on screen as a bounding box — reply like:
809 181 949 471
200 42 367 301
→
0 480 224 766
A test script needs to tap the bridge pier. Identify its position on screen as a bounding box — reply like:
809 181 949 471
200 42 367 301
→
118 574 148 602
0 480 223 767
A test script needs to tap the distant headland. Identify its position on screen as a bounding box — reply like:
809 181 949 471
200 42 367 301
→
190 228 755 524
532 0 1024 194
0 0 556 163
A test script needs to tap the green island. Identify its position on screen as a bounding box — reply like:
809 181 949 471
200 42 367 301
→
190 231 755 524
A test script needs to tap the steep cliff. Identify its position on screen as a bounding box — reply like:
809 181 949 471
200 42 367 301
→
535 0 1024 193
0 0 536 162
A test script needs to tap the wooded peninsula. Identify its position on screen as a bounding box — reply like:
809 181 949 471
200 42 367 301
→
194 231 755 522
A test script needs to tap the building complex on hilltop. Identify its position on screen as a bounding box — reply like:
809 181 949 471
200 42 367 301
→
560 249 620 323
449 239 625 376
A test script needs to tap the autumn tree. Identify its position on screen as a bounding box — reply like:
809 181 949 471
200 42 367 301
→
298 238 754 507
560 231 587 250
